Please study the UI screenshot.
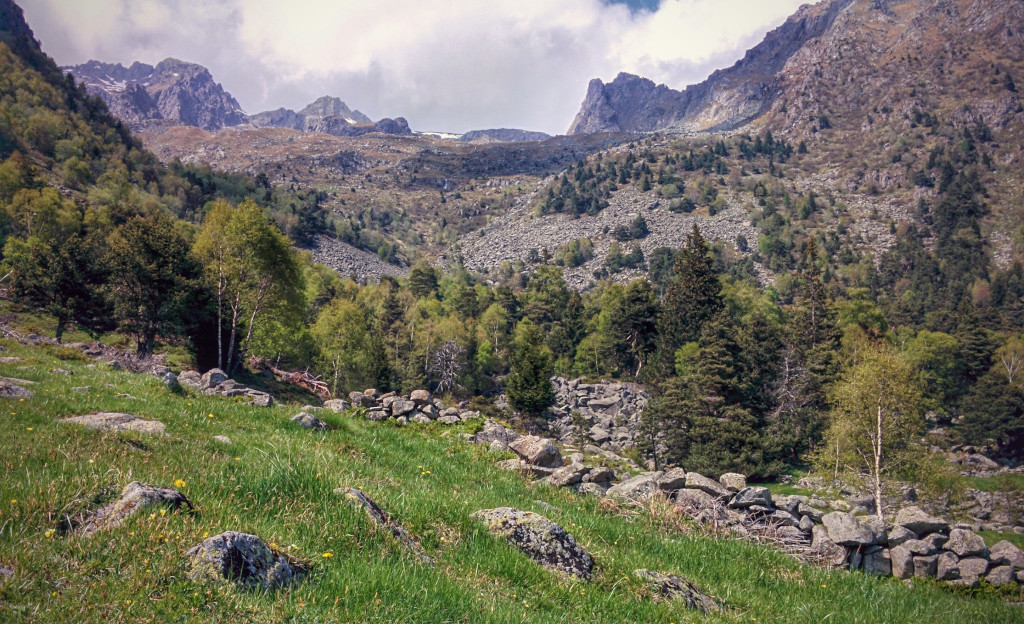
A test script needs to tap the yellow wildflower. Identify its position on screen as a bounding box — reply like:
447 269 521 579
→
44 529 55 538
173 479 187 488
322 552 334 558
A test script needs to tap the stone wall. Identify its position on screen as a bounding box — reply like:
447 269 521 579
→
547 376 647 453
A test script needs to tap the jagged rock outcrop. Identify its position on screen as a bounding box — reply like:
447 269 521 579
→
472 507 594 579
548 376 646 453
63 58 247 131
185 531 305 589
337 487 433 565
74 482 193 536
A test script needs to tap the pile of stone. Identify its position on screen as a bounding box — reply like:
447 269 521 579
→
547 376 646 453
177 368 273 407
596 468 1024 589
337 388 481 425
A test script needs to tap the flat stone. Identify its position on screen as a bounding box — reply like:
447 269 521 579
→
76 482 192 536
475 419 520 447
769 510 799 527
472 507 593 579
719 473 746 492
798 502 826 523
410 414 432 425
410 389 431 405
438 414 461 425
497 459 556 478
901 539 937 556
60 412 165 435
391 399 416 416
291 412 327 431
574 482 610 496
0 383 33 399
895 506 948 535
185 531 304 589
684 472 731 499
546 464 591 488
634 569 717 613
200 368 228 390
944 528 987 558
582 466 615 483
212 435 232 445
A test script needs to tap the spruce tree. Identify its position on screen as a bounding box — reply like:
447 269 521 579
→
506 319 555 415
657 224 722 369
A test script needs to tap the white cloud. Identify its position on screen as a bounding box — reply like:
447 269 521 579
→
19 0 808 134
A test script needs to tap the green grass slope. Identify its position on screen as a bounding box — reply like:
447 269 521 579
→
0 337 1021 623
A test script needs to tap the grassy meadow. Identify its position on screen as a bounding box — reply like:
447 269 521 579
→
0 329 1022 623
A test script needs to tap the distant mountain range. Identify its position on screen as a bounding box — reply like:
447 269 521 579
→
63 59 549 143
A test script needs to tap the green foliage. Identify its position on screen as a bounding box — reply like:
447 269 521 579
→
506 319 554 415
658 224 722 367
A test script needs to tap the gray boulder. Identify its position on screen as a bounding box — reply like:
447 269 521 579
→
729 487 773 509
212 435 232 445
990 540 1024 568
291 412 327 431
822 512 886 546
684 473 731 499
719 473 747 492
634 570 717 614
391 399 416 416
438 414 461 425
957 557 990 583
936 552 960 581
75 482 192 536
411 414 432 425
475 420 521 447
894 506 948 535
986 565 1016 586
862 548 891 575
582 466 615 484
886 525 918 547
509 436 562 468
472 508 593 579
0 383 33 399
185 531 304 589
890 546 913 579
944 528 987 558
546 464 591 488
656 468 688 492
811 525 848 566
914 554 939 578
323 399 350 412
60 412 165 435
798 515 815 532
606 472 663 502
409 389 431 405
797 502 826 523
901 539 937 556
199 368 228 390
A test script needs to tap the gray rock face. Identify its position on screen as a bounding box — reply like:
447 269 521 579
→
936 552 960 581
291 412 327 431
862 548 891 575
656 468 688 492
458 128 552 143
914 554 939 578
472 508 594 579
185 531 304 589
895 506 949 535
943 529 987 558
475 420 521 447
0 382 33 398
886 525 918 546
508 436 562 468
811 525 849 566
987 565 1016 586
890 546 914 579
957 557 990 583
75 482 192 536
546 464 591 488
60 412 165 435
634 569 717 613
822 512 886 546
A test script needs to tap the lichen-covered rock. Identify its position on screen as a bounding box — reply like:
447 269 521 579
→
337 487 432 565
391 399 416 417
901 539 937 556
474 419 521 447
77 482 192 536
0 383 33 399
291 411 327 431
986 565 1016 586
936 552 960 581
508 435 562 468
410 389 431 405
886 525 917 547
60 412 165 435
719 473 747 492
914 554 939 578
957 557 990 583
990 540 1024 568
471 507 593 579
185 531 304 589
438 414 461 425
862 548 891 575
684 473 731 499
890 546 913 579
822 512 886 546
944 528 988 558
200 368 229 390
635 569 717 613
811 525 848 566
894 506 948 535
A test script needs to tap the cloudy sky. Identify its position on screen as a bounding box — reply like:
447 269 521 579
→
20 0 808 134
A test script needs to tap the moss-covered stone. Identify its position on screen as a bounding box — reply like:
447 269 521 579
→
471 507 593 579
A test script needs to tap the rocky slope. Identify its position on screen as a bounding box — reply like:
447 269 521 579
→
568 0 1023 140
62 58 247 131
458 128 552 143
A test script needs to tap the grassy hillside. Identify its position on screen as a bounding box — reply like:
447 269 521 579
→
1 324 1021 623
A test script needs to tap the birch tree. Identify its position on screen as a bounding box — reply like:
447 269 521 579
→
816 342 924 523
